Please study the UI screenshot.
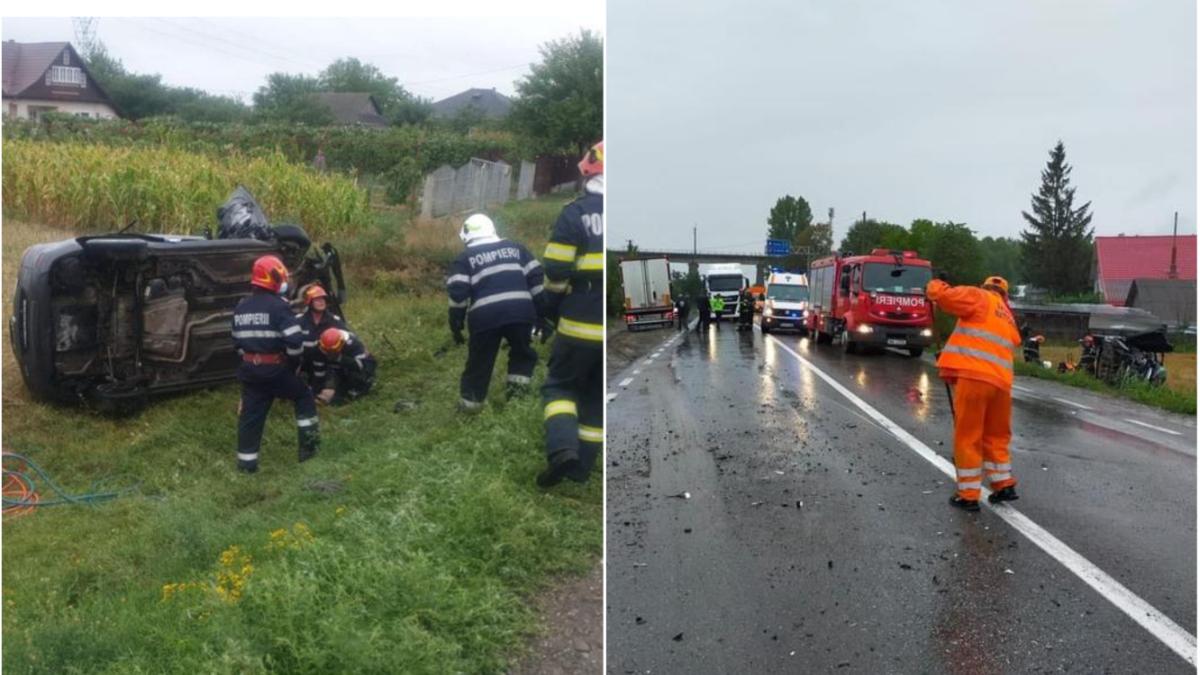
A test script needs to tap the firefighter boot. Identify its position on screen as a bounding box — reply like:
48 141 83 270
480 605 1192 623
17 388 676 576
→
537 458 581 488
298 427 319 463
237 458 259 474
987 486 1019 503
948 495 980 512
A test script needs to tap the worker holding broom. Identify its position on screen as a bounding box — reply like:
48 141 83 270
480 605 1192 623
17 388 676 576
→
926 274 1022 511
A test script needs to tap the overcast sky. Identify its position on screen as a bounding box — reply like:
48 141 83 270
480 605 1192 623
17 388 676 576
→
1 13 603 102
608 0 1197 253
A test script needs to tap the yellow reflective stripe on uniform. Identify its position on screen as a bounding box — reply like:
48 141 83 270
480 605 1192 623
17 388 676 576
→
544 242 578 262
575 253 604 271
558 318 604 342
952 326 1015 352
545 279 570 292
942 345 1012 370
578 425 603 442
544 400 578 419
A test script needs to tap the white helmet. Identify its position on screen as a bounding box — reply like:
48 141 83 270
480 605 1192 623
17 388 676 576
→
460 213 497 243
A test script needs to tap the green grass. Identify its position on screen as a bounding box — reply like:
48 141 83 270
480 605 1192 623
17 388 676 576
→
2 211 599 672
1014 360 1196 415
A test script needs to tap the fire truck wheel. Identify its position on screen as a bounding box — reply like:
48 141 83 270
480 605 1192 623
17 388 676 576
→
840 330 857 354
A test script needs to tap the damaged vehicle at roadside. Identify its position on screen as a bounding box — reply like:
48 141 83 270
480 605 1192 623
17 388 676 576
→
10 188 347 411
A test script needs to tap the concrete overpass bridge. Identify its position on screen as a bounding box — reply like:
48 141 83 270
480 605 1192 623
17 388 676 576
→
608 247 819 284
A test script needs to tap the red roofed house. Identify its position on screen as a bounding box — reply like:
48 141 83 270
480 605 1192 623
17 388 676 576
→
2 41 120 121
1093 234 1196 306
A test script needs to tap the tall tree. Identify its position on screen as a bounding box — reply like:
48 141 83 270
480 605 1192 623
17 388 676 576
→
979 236 1024 286
509 29 603 156
794 222 833 260
766 195 813 246
252 73 333 125
1020 141 1094 294
839 218 907 255
924 221 984 285
86 44 250 122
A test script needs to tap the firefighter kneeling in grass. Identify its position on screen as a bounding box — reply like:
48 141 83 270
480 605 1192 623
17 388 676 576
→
538 141 604 487
926 274 1021 511
296 285 346 386
447 213 543 411
312 328 377 405
232 255 318 473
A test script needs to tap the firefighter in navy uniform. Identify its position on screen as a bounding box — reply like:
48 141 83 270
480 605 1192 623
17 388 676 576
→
311 327 377 405
296 285 346 386
447 213 543 410
232 255 318 473
538 141 605 487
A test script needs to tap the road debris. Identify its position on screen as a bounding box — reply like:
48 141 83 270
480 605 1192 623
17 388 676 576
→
666 491 691 499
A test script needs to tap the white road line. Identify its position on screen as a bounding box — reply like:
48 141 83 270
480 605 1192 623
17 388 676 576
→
633 369 641 375
606 392 618 402
764 332 1197 665
1012 384 1033 393
1056 393 1094 410
618 377 634 388
1124 419 1184 437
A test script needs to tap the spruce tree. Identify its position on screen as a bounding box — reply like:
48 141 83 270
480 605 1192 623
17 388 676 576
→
1020 141 1095 294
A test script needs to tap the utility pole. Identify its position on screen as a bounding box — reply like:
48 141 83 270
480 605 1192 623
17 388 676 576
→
1169 211 1179 279
693 225 697 258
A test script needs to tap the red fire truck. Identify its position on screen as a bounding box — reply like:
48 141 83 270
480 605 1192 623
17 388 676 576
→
805 249 935 356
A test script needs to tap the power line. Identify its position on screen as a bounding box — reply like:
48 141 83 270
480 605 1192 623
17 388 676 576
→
403 61 531 87
148 17 321 72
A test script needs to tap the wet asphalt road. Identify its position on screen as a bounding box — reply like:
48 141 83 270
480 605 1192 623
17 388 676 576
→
606 321 1196 674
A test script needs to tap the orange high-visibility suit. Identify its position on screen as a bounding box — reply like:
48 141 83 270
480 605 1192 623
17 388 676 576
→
926 280 1021 501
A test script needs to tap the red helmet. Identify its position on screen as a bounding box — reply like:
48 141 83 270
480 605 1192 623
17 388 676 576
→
319 328 347 355
251 255 288 293
578 140 603 177
304 285 328 305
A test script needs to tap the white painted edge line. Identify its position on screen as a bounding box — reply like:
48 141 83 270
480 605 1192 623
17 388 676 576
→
1053 397 1093 411
1012 384 1033 393
1124 418 1184 437
606 392 618 402
765 332 1197 665
633 369 641 375
618 377 634 388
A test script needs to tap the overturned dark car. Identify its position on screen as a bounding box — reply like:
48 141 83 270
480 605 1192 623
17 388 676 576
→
11 190 345 410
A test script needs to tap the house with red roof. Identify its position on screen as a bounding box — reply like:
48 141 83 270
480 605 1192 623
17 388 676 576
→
1093 234 1196 306
2 41 119 121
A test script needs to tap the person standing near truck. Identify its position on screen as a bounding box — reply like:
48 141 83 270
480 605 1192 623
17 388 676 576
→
710 294 726 328
676 294 690 331
926 275 1021 511
695 291 710 333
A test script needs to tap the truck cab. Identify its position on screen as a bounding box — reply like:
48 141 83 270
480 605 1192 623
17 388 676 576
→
760 272 809 335
806 249 934 356
704 263 749 320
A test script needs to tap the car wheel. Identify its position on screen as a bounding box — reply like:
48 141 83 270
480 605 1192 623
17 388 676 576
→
908 347 924 358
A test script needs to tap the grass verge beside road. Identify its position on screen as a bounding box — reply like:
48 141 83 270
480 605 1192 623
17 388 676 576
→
1015 356 1196 415
2 219 600 673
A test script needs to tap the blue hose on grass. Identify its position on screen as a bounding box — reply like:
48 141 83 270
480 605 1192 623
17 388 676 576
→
2 452 139 510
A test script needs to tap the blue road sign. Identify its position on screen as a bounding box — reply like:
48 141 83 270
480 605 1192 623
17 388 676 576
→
765 238 791 256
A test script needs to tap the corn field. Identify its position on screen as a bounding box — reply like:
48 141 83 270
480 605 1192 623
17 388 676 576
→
2 140 373 239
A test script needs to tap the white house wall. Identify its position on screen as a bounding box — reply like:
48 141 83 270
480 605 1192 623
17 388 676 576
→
3 98 118 120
